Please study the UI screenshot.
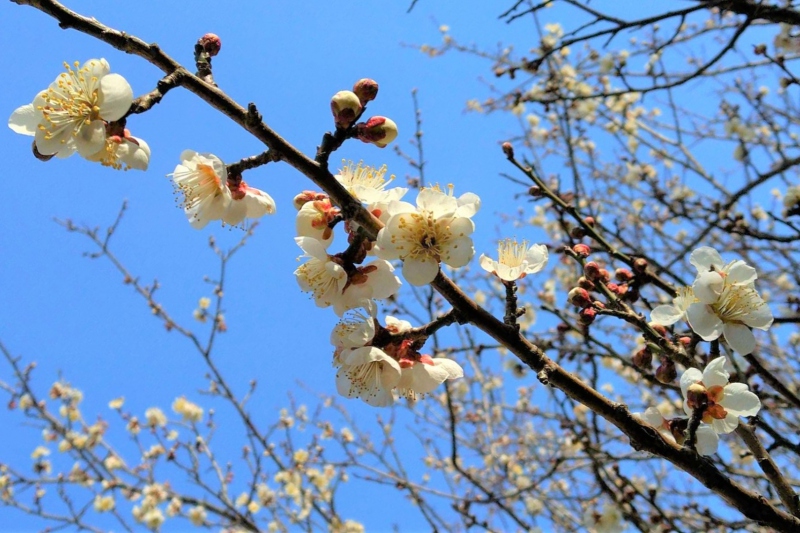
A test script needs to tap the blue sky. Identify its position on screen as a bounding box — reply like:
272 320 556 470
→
0 1 561 530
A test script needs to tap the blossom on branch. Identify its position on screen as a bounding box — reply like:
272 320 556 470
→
294 237 401 316
649 286 696 326
687 250 772 355
334 160 407 206
224 179 277 227
396 355 463 401
9 59 133 159
479 239 548 281
376 185 480 285
85 130 150 171
635 406 719 456
680 356 761 435
170 150 232 228
336 347 401 407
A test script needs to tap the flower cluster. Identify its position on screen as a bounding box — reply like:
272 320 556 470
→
650 246 773 354
9 59 150 170
332 312 463 407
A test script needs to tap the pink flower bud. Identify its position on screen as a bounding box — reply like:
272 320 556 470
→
584 261 601 280
199 33 222 56
572 244 591 257
679 336 692 347
583 216 595 227
528 186 543 197
353 78 379 104
633 258 648 273
570 227 586 239
578 307 596 325
607 282 620 293
356 116 398 148
615 268 634 282
331 91 362 129
598 268 611 282
502 142 514 158
651 324 668 338
567 287 592 308
577 276 595 291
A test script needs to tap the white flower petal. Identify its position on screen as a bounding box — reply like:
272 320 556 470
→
8 103 38 136
695 426 719 456
440 236 474 268
721 383 761 417
722 323 756 355
680 368 703 399
686 303 723 341
726 261 757 285
690 246 724 272
479 254 496 274
650 305 684 326
702 357 729 389
693 271 724 304
402 256 440 286
711 412 740 434
743 302 773 330
74 120 107 157
97 73 133 121
524 244 549 273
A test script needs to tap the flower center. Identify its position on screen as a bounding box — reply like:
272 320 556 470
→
498 238 528 267
37 61 101 141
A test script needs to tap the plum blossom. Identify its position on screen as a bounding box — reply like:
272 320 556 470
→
85 131 150 171
635 406 719 456
649 286 697 326
170 150 232 229
296 197 338 247
583 503 623 533
335 160 407 206
9 59 133 158
294 237 401 316
396 355 463 401
336 347 401 407
223 179 277 227
376 185 480 285
479 239 548 281
681 356 761 435
687 267 772 355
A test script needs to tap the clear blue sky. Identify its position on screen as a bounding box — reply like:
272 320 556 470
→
0 1 563 530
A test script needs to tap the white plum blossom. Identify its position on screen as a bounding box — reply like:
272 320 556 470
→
9 59 133 158
583 502 623 533
170 150 232 229
85 132 150 171
336 347 402 407
479 239 548 281
335 160 407 206
396 355 464 401
650 286 697 326
681 356 761 435
296 198 337 247
687 269 772 355
331 310 376 352
635 406 719 456
376 186 480 286
294 237 401 316
223 181 277 227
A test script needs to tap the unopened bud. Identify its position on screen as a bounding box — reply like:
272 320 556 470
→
356 116 398 148
353 78 379 104
651 324 668 338
577 276 595 291
613 283 628 295
199 33 222 56
528 186 543 197
567 287 592 308
502 142 514 158
606 282 620 294
753 44 766 55
578 307 596 325
570 227 586 239
633 258 648 273
655 359 677 383
678 336 692 347
583 216 595 227
584 261 601 280
686 383 709 411
615 268 634 282
331 91 362 129
598 268 611 282
632 348 653 369
572 243 591 257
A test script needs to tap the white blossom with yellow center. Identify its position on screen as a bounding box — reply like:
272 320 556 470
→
479 239 548 281
169 150 232 229
685 247 773 354
376 186 480 285
9 59 133 158
336 346 401 407
334 160 407 205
